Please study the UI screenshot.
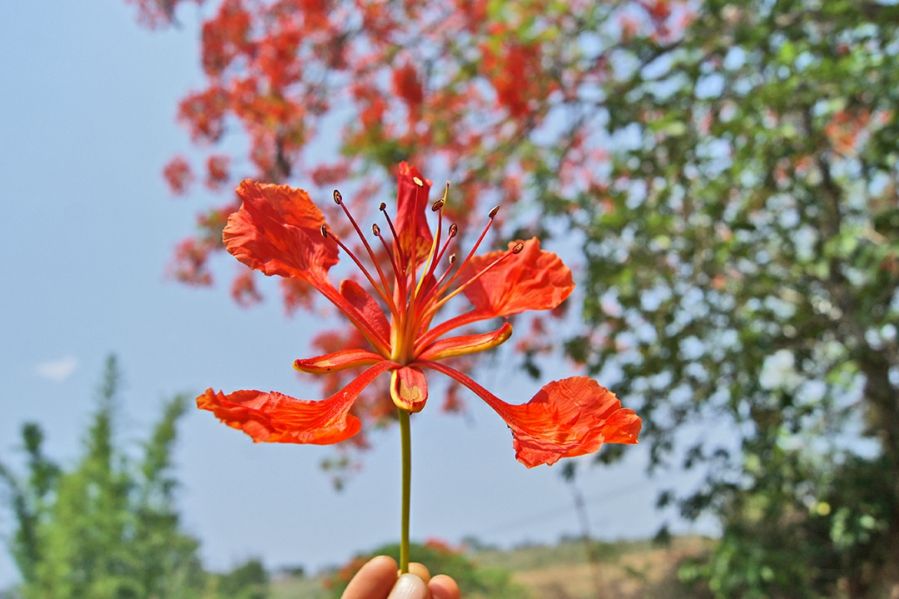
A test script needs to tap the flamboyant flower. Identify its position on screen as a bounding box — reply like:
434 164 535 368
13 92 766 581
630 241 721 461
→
198 162 641 468
198 162 641 573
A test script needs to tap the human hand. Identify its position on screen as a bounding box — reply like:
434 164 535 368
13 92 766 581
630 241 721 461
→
341 555 461 599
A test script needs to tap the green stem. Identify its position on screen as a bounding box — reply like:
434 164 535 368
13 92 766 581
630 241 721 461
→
398 408 412 574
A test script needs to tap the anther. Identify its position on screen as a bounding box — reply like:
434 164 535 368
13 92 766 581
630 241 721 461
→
431 199 445 212
412 176 424 187
448 253 457 265
488 205 500 219
372 223 381 236
512 241 525 254
448 223 458 238
379 202 387 211
333 190 343 205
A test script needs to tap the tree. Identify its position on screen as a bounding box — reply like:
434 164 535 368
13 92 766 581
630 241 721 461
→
128 1 899 594
0 356 270 598
566 3 899 596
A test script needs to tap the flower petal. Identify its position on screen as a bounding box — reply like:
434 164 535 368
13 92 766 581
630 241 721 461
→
223 179 338 283
460 238 573 318
293 348 384 374
394 162 433 263
418 322 513 361
225 181 390 354
340 279 391 345
421 361 640 467
197 361 392 444
390 366 429 412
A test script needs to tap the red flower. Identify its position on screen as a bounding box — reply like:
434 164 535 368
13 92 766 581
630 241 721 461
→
392 61 424 111
206 155 231 189
163 156 193 196
198 163 640 467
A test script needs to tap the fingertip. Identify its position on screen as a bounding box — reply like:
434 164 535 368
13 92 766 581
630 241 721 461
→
370 555 399 572
429 574 461 599
341 555 398 599
387 573 429 599
408 562 431 583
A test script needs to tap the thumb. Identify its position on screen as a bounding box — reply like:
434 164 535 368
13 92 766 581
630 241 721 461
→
387 573 430 599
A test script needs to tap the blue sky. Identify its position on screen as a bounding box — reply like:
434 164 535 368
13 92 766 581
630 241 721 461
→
0 1 709 585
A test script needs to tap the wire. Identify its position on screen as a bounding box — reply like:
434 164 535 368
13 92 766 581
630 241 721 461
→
478 479 647 535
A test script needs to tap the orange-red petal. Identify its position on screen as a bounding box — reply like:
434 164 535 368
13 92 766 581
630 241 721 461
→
389 366 429 412
417 322 513 361
340 279 391 345
293 349 384 374
197 361 392 444
421 361 641 468
223 179 338 283
460 238 573 318
394 162 433 263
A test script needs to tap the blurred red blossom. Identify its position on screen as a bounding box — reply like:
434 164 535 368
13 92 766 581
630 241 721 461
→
163 156 193 196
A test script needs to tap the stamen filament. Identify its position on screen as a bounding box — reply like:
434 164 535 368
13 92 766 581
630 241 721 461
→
405 252 456 346
334 190 398 315
413 190 447 298
430 206 500 303
431 253 457 292
418 223 457 299
380 203 406 296
373 223 404 303
323 226 397 316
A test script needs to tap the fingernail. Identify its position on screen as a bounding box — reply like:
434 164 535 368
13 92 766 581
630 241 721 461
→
388 573 427 599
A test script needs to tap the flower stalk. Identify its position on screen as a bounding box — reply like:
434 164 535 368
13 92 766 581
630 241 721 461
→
398 407 412 574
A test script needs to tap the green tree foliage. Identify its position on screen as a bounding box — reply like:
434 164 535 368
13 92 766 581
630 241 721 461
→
0 355 269 599
550 2 899 596
211 558 269 599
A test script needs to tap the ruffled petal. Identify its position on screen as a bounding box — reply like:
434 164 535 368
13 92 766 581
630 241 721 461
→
223 180 338 283
421 361 641 467
417 322 513 360
394 162 433 263
197 361 392 444
293 349 384 374
224 181 390 354
389 366 428 412
340 279 391 345
460 238 573 318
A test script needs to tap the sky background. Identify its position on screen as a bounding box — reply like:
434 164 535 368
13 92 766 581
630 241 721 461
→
0 1 712 586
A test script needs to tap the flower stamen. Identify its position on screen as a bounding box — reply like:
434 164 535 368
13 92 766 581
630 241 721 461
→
429 252 457 293
426 205 500 307
372 222 403 296
333 190 398 314
429 241 524 313
414 183 450 297
321 224 397 315
380 201 406 295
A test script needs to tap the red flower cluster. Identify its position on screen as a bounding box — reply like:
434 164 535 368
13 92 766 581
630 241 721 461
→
162 156 193 196
198 164 640 467
130 1 695 324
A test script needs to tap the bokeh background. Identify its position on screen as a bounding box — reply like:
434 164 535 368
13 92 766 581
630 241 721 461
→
2 1 898 597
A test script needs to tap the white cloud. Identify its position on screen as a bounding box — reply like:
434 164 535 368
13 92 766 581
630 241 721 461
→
34 356 78 382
